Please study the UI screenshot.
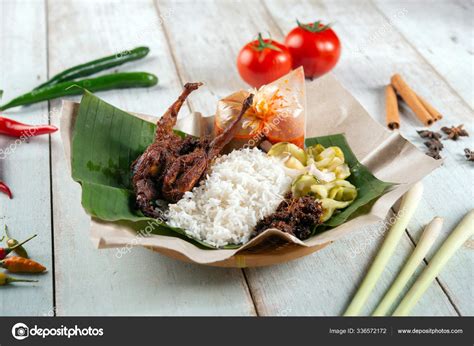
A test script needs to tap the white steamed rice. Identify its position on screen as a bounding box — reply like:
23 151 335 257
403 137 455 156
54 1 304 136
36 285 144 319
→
167 148 291 247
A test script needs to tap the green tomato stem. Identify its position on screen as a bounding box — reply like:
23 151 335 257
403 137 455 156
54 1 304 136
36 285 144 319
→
296 19 331 33
372 217 442 316
254 33 282 52
343 182 424 316
392 210 474 316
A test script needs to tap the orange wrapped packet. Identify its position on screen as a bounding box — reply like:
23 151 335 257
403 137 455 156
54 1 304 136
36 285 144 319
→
216 67 306 149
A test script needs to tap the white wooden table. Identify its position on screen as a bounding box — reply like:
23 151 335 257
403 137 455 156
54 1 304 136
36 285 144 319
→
0 0 472 316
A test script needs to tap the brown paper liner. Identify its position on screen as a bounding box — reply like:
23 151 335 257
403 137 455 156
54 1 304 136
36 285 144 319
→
60 74 441 267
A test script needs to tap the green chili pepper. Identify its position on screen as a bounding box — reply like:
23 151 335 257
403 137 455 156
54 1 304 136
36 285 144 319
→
0 72 158 111
34 46 150 90
4 226 29 258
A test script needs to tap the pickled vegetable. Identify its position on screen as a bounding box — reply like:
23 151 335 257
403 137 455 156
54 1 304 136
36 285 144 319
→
292 174 318 197
268 141 357 223
285 156 306 170
306 143 325 158
327 181 357 202
268 142 307 164
334 163 351 180
319 198 352 222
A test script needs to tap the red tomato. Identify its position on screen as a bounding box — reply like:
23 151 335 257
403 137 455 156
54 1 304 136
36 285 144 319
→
237 33 292 88
285 20 341 79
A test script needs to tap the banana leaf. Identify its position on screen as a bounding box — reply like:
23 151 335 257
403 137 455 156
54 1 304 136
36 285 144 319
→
71 91 393 249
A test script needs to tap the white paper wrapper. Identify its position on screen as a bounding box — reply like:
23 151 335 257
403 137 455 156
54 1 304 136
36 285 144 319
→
59 74 441 267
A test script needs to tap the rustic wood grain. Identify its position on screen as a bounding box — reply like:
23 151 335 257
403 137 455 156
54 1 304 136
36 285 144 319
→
47 0 255 316
257 0 472 315
0 0 54 316
372 0 474 315
246 212 458 316
374 0 474 108
158 0 460 316
0 0 471 317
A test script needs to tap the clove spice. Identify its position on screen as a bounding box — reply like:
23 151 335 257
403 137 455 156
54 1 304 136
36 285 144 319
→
417 130 443 159
464 148 474 162
417 130 442 140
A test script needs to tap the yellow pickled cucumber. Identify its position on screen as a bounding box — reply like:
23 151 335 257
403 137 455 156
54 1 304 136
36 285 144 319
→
320 207 335 222
319 198 349 222
291 174 318 197
328 185 357 202
306 144 325 158
334 164 351 179
271 142 356 224
268 142 307 165
310 184 328 199
321 198 352 210
285 156 306 170
316 146 344 161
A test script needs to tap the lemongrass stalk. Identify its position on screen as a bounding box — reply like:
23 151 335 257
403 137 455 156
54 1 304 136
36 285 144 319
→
343 182 423 316
372 217 443 316
393 210 474 316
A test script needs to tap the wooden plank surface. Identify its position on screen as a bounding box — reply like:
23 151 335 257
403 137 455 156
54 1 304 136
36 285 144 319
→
48 0 255 316
245 213 458 316
159 0 460 316
0 0 54 316
371 0 474 314
0 0 471 317
374 0 474 108
257 0 472 315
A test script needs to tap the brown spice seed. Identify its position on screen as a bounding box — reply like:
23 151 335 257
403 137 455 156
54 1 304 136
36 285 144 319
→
464 148 474 161
422 136 444 160
424 139 444 151
427 150 442 160
417 130 442 140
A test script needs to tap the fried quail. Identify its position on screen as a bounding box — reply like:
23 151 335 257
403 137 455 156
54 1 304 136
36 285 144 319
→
131 82 254 217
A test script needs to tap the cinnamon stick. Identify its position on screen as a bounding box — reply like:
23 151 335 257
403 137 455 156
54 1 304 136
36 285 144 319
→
415 92 443 121
385 84 400 130
390 74 434 126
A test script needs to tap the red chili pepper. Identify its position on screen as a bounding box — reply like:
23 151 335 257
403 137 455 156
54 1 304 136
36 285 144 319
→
0 181 12 199
0 116 57 138
1 256 46 273
0 234 37 260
